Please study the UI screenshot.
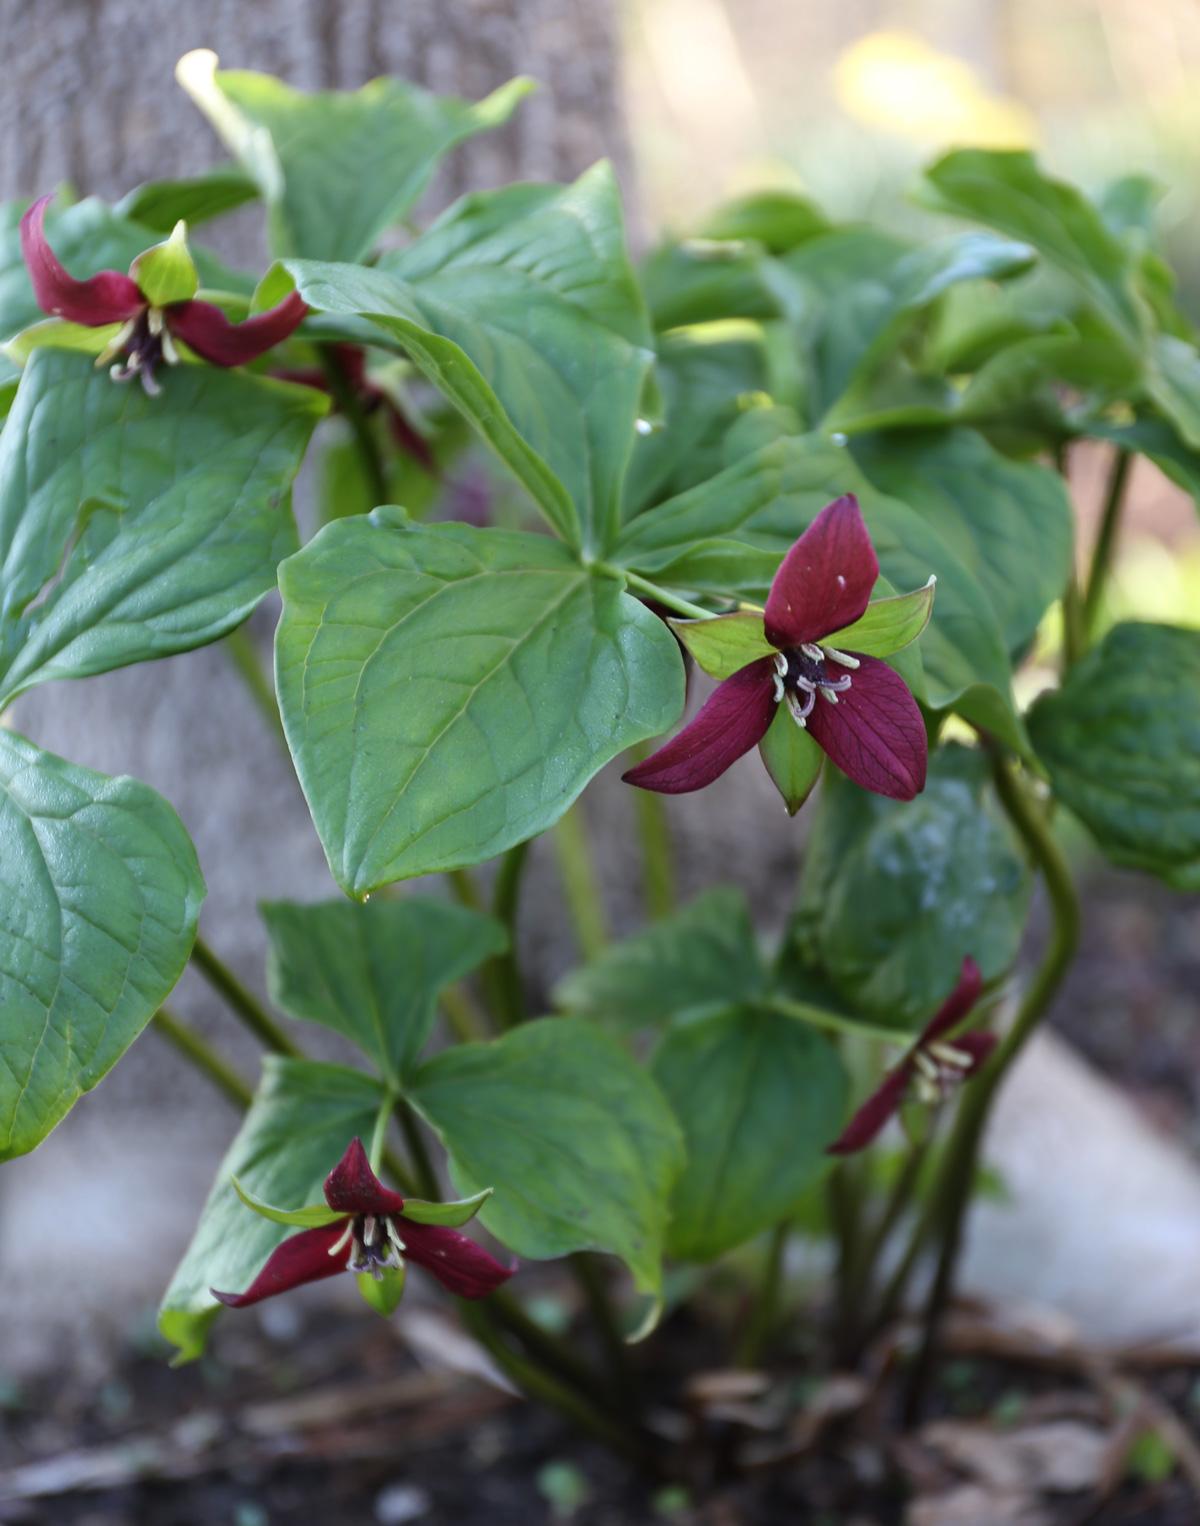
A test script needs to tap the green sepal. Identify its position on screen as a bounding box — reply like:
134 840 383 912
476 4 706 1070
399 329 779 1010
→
400 1188 493 1227
758 705 823 815
357 1264 407 1316
130 221 200 306
668 609 773 679
4 317 118 364
231 1175 342 1228
830 577 936 657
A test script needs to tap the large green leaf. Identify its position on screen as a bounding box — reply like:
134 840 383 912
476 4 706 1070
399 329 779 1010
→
0 729 204 1161
285 169 649 551
851 428 1074 657
262 897 506 1084
177 49 531 262
919 150 1147 362
0 196 252 342
409 1018 684 1297
114 168 260 231
0 351 323 705
275 513 683 895
1028 622 1200 888
794 746 1029 1029
652 1005 846 1261
613 434 1022 746
159 1058 386 1361
553 888 765 1028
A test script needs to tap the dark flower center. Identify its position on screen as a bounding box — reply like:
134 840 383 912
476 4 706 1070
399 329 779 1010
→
107 306 177 397
343 1213 406 1280
773 642 857 727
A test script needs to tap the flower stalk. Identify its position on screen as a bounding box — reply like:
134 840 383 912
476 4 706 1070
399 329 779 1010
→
1082 446 1133 639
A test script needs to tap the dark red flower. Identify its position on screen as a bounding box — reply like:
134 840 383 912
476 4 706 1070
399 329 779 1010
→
213 1138 514 1309
827 958 996 1154
19 194 306 394
623 496 929 803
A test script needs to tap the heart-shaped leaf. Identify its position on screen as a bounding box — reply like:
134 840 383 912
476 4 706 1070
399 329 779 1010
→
0 729 205 1160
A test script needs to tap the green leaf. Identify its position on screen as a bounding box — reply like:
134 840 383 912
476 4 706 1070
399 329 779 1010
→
1145 334 1200 454
129 221 199 306
410 1018 684 1297
829 579 935 657
286 165 651 552
669 611 774 680
4 317 121 364
401 1189 493 1228
795 746 1030 1029
231 1176 341 1228
699 190 831 253
613 435 1022 747
851 428 1074 658
0 196 252 342
919 150 1147 361
262 897 507 1083
652 1005 847 1261
177 49 532 262
553 887 765 1027
160 1057 387 1361
276 515 683 894
758 705 823 816
0 351 324 705
1028 622 1200 888
641 240 783 333
115 167 259 231
0 729 204 1160
776 227 1034 423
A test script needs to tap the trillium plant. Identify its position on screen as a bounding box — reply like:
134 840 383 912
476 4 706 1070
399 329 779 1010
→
3 47 1198 1471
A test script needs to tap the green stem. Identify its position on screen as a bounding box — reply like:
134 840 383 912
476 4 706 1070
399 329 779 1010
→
552 804 608 961
460 1303 652 1468
736 1220 789 1368
223 626 284 742
826 1161 867 1360
398 1099 439 1200
441 984 487 1043
570 1254 637 1407
1054 441 1086 672
630 743 676 920
447 867 484 912
153 1008 253 1108
619 569 713 621
903 754 1080 1422
190 934 302 1057
318 344 388 508
1082 446 1133 639
766 996 902 1046
854 1134 932 1341
489 840 530 1028
489 1290 608 1399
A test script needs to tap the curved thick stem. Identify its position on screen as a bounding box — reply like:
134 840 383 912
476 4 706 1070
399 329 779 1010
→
153 1007 253 1108
191 934 301 1057
1082 446 1133 639
902 754 1080 1421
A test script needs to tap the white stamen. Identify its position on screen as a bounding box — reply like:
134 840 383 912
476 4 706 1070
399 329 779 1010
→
929 1041 974 1071
362 1215 378 1246
386 1220 407 1255
801 642 824 662
819 686 840 704
161 327 180 366
773 652 788 676
327 1220 355 1258
822 646 860 669
794 674 816 693
913 1050 941 1084
772 673 784 702
95 318 137 369
147 307 164 336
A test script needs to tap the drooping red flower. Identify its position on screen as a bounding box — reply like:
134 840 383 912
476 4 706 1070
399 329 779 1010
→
213 1138 514 1309
623 496 929 803
274 342 437 473
19 193 307 394
827 958 996 1154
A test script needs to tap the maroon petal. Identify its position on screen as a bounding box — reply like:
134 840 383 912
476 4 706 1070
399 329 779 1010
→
211 1222 349 1307
167 290 307 366
806 654 927 801
324 1137 408 1218
399 1219 516 1299
827 1063 913 1155
922 957 984 1045
763 495 879 648
622 658 778 795
20 195 143 326
953 1029 998 1076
